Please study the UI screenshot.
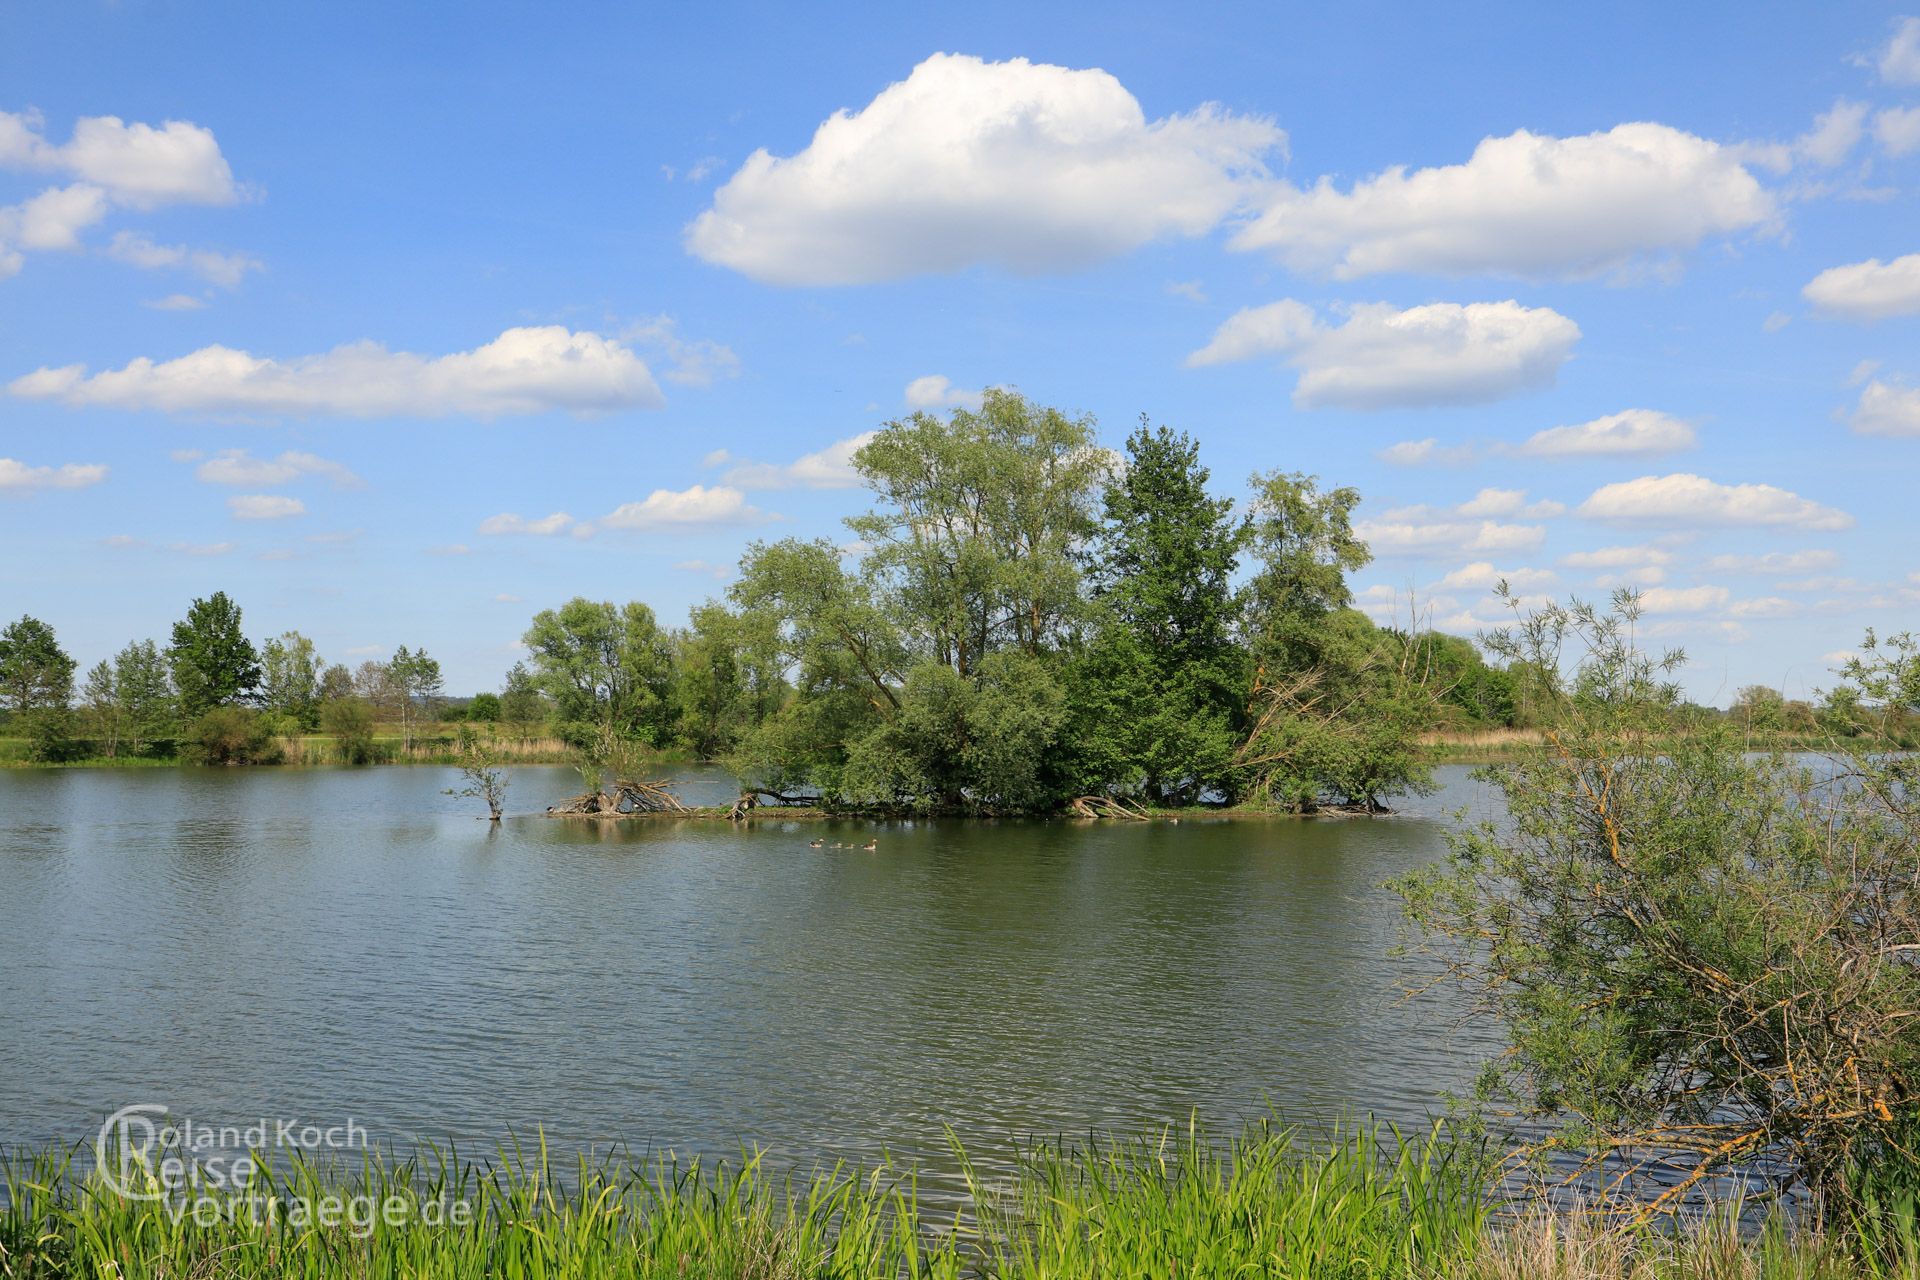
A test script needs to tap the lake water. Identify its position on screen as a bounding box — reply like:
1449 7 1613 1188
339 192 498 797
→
0 763 1503 1195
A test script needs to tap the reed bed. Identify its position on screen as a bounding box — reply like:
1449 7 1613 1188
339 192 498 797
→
4 1120 1914 1278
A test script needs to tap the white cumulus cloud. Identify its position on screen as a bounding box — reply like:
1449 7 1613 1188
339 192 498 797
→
598 484 764 531
1705 549 1840 575
0 457 107 491
715 432 875 490
1187 298 1577 409
904 374 984 410
684 53 1284 284
10 326 665 419
479 512 576 536
1514 408 1696 458
1578 473 1853 531
1434 561 1558 592
1354 517 1546 558
1375 437 1476 467
1803 253 1920 320
1639 585 1731 614
1850 379 1920 436
1230 123 1773 280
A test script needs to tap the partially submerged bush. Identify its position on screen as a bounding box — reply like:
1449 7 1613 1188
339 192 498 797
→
1398 592 1920 1221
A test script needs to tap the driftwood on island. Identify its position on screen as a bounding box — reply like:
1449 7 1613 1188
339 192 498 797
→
1067 795 1152 821
546 778 690 817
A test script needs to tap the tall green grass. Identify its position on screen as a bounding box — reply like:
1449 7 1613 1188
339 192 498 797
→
2 1120 1914 1278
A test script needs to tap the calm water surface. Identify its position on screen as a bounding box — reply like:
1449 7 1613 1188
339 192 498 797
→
0 764 1502 1190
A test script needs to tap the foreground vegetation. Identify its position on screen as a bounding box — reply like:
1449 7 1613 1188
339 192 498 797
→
4 1120 1917 1279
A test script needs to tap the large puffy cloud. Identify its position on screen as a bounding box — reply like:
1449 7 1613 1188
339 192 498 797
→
1515 408 1696 458
1877 107 1920 158
10 326 666 419
1851 379 1920 436
1803 253 1920 320
0 110 240 206
1577 473 1853 531
904 374 984 410
0 457 107 490
713 432 875 490
685 53 1283 284
1187 299 1578 409
1230 123 1773 279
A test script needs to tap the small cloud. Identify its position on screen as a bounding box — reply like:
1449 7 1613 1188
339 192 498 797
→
1850 378 1920 436
599 484 767 531
1165 279 1207 303
1577 473 1852 531
479 511 575 536
144 293 207 311
101 534 145 549
493 593 522 603
1455 487 1565 519
105 230 261 288
0 457 108 491
717 432 874 490
1511 409 1695 458
166 540 234 556
1875 15 1920 85
228 493 306 520
904 374 984 411
1375 437 1476 467
1762 310 1791 333
674 558 734 580
193 448 361 487
621 314 741 387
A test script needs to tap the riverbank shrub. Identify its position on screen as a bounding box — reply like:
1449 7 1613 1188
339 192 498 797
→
182 706 282 765
1397 593 1920 1222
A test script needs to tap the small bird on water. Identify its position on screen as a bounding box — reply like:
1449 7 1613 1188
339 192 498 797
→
862 839 878 851
808 838 823 848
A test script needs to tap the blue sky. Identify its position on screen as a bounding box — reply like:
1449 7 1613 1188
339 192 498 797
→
4 1 1919 703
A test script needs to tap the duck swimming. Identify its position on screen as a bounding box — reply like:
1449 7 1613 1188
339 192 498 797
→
808 838 823 848
861 839 878 851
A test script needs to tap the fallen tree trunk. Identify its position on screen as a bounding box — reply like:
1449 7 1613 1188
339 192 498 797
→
1067 795 1153 821
547 778 690 816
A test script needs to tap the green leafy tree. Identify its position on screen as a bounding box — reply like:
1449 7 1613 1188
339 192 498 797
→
80 660 120 757
317 662 354 703
498 662 546 737
466 691 502 723
521 599 675 756
112 640 175 755
1235 473 1434 811
674 602 785 759
1076 420 1249 805
0 615 76 761
185 705 279 765
260 631 322 731
166 592 261 718
388 645 445 751
849 388 1111 673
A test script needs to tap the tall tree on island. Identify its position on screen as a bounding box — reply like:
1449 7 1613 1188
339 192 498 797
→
1074 419 1249 806
167 592 262 719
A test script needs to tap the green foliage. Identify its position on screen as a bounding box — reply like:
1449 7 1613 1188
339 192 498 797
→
674 602 785 758
111 639 175 755
1397 593 1920 1217
498 662 546 734
444 724 508 819
260 631 321 730
1413 631 1519 728
320 697 379 764
166 592 261 718
0 616 76 762
387 644 445 750
1077 420 1249 804
522 598 675 752
466 691 502 722
183 705 281 765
